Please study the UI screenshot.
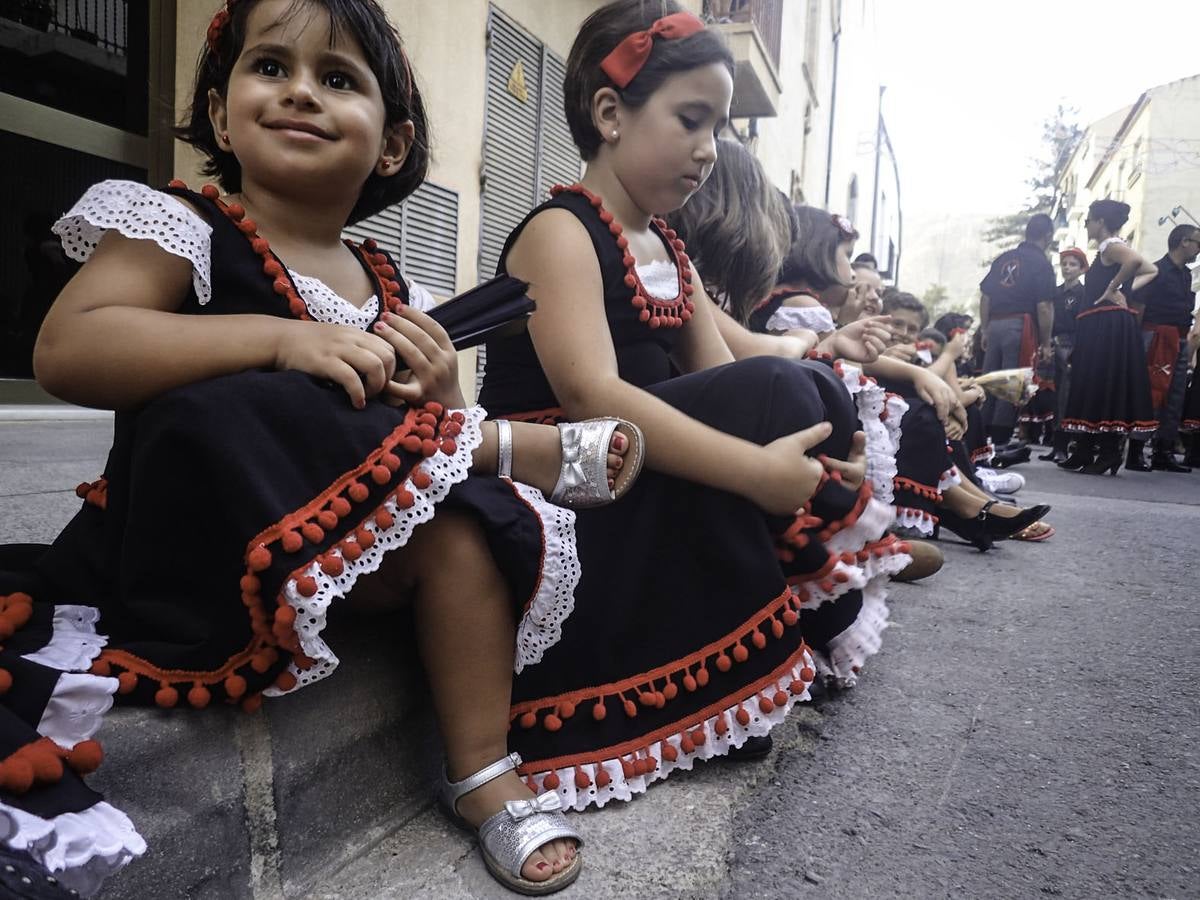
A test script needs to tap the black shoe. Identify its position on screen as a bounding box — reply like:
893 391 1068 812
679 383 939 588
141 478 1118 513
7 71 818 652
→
1081 454 1122 476
933 508 994 552
1057 448 1095 470
1151 452 1192 472
992 446 1031 469
980 500 1051 539
1038 448 1067 462
725 735 773 760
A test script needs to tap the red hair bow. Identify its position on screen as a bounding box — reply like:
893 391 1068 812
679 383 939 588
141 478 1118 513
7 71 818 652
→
599 12 706 89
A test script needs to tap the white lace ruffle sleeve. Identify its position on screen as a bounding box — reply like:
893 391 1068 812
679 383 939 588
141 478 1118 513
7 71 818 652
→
53 179 215 305
765 304 836 334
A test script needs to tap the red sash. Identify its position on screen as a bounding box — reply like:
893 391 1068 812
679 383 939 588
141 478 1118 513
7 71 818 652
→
1144 323 1184 409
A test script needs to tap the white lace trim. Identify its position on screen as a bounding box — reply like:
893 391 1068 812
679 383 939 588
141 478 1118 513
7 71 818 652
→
813 572 894 689
53 180 433 326
765 304 835 335
938 466 962 492
836 365 902 505
21 606 106 671
1 801 146 897
36 673 118 751
54 180 214 305
634 260 680 301
894 507 936 536
525 652 815 812
1098 236 1125 255
265 407 486 697
510 483 581 674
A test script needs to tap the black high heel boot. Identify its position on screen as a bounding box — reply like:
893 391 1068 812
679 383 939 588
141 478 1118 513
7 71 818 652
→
933 508 994 552
1083 435 1122 475
1125 438 1150 472
1057 435 1095 471
1039 432 1069 462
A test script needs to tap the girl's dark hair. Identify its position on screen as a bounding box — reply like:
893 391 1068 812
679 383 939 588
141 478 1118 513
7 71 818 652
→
667 139 790 322
779 205 855 291
934 312 973 336
176 0 429 224
1088 199 1130 234
564 0 734 160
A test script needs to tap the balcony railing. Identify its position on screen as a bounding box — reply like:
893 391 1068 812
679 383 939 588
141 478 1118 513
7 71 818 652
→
2 0 128 56
704 0 781 72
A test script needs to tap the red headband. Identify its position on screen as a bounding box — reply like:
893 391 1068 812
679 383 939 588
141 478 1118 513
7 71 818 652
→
599 12 706 89
207 1 235 54
1059 247 1089 271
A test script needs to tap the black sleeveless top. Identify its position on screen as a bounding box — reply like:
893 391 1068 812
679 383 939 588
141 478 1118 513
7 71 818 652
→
478 190 684 420
160 183 406 320
1084 241 1132 308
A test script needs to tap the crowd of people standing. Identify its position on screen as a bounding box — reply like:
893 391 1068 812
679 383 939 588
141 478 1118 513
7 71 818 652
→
0 0 1194 897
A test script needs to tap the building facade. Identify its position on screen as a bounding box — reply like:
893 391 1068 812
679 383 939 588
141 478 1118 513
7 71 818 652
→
1 0 901 392
1055 74 1200 271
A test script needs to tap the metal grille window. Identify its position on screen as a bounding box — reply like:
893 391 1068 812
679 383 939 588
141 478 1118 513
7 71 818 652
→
343 181 459 297
478 5 582 281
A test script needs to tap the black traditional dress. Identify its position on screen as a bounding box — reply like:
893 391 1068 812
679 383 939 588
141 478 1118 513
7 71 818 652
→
479 186 908 809
0 180 574 889
1061 238 1156 437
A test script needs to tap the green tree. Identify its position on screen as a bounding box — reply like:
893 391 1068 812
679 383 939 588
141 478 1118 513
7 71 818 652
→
921 282 975 323
983 105 1084 253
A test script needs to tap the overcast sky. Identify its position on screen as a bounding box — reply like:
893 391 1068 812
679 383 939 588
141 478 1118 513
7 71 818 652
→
875 0 1200 219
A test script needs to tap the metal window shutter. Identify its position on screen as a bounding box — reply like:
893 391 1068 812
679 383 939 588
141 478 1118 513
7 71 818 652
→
343 182 460 297
534 48 582 199
478 5 542 281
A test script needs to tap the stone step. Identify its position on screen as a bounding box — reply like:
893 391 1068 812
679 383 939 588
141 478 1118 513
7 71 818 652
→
91 610 441 900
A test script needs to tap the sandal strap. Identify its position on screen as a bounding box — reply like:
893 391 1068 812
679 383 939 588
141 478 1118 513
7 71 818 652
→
550 419 618 508
496 419 514 481
478 799 583 879
979 499 998 517
442 752 522 814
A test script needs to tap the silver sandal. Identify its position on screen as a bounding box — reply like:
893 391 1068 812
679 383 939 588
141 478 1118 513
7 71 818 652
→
495 418 645 509
440 752 583 896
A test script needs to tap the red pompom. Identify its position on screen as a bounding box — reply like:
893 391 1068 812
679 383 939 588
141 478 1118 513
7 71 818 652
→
574 769 591 789
341 540 363 561
782 609 799 626
683 674 697 692
320 555 344 577
638 691 655 707
274 671 297 692
371 465 391 485
374 509 394 530
661 743 678 762
317 510 338 530
0 669 12 695
733 643 749 663
66 739 104 774
247 545 272 572
623 700 637 718
295 575 318 598
691 728 706 746
714 713 729 735
543 772 560 790
250 652 273 674
800 666 816 682
201 184 220 199
117 672 137 694
559 701 576 719
348 482 369 502
188 684 212 709
544 714 562 732
592 701 607 721
696 667 710 687
771 619 784 640
241 694 263 713
773 690 789 708
621 759 635 779
662 681 678 700
29 747 64 783
1 758 34 793
155 684 179 708
355 527 376 549
716 652 732 673
596 767 612 788
679 735 695 755
224 674 247 699
735 707 751 727
519 711 537 729
281 530 303 553
412 470 433 490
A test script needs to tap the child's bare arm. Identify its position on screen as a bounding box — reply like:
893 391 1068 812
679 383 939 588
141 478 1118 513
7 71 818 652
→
508 210 829 516
36 231 397 410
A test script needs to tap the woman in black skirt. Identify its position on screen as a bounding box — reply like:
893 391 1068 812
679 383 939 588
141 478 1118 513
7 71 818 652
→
1059 200 1159 474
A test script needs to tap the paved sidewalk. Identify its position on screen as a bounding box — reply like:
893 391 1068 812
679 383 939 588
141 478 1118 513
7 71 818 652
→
2 422 1198 899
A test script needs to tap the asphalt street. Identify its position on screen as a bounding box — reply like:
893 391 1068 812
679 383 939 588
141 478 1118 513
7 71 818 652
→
2 418 1198 899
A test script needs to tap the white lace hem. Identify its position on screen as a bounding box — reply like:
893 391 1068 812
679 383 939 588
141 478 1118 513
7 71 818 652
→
510 483 580 674
765 304 836 335
0 801 146 897
526 652 815 812
265 407 485 696
36 674 118 751
21 606 107 672
812 573 892 689
894 507 937 536
835 365 903 505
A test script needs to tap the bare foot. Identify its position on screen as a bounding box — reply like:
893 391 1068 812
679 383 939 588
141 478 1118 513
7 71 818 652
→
452 769 578 882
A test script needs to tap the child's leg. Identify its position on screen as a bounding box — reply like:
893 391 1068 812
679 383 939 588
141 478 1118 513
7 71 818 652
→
942 480 1036 519
383 511 576 882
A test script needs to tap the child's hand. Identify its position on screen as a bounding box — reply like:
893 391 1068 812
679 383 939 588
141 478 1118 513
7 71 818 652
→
751 422 833 515
821 317 892 363
820 431 867 491
273 319 397 409
883 342 917 363
372 307 466 410
912 368 957 425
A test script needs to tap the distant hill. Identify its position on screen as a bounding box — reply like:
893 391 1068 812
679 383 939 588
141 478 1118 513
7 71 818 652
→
900 210 1001 317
